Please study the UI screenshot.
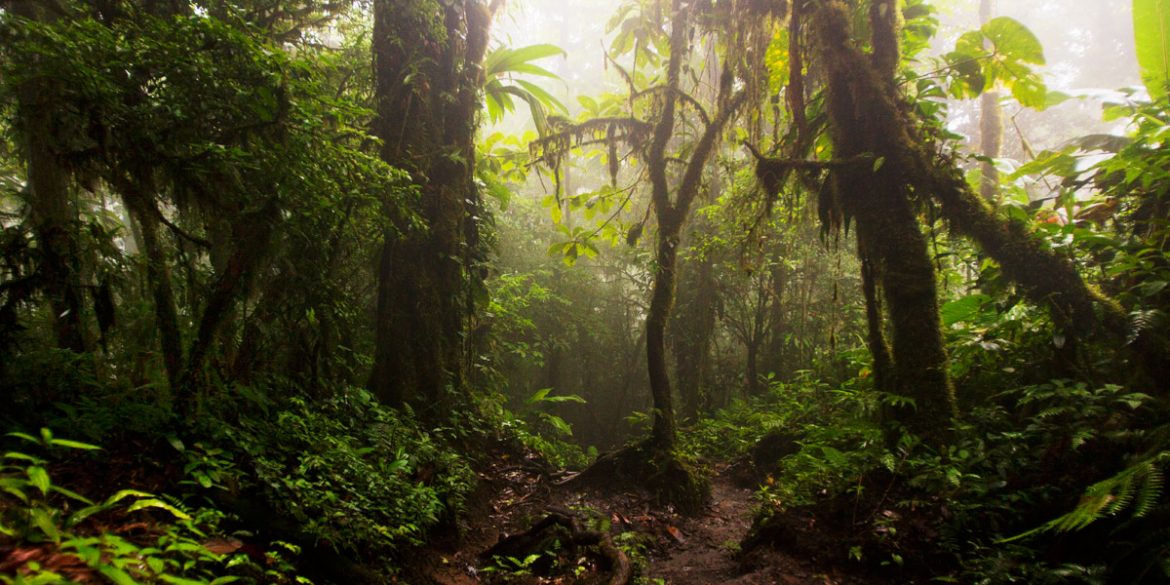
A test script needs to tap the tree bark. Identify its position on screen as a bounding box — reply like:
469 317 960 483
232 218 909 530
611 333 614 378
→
176 209 275 412
812 1 956 440
978 0 1002 202
11 0 88 354
116 179 183 389
762 257 788 380
369 0 492 414
642 0 745 449
671 251 718 421
925 164 1123 335
860 255 894 397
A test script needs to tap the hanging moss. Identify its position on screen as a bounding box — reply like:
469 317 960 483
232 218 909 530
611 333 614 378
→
811 0 957 440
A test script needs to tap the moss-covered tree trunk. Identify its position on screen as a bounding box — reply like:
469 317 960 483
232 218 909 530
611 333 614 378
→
11 0 88 354
812 0 956 439
762 256 788 380
370 0 491 414
176 208 276 412
671 248 718 421
643 0 746 450
114 177 183 389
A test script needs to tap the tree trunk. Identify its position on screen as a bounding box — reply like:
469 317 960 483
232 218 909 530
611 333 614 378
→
762 257 787 380
673 251 716 421
369 0 491 415
646 222 682 449
177 208 276 414
12 1 88 354
978 0 1002 202
745 338 762 396
117 181 183 389
861 256 894 397
671 226 718 421
812 1 956 440
642 0 745 450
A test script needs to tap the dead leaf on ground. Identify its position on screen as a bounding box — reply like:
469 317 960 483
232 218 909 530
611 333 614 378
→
203 537 244 555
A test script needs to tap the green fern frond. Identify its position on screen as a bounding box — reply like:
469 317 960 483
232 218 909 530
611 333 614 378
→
1001 451 1169 543
1035 406 1072 419
1127 309 1166 345
1132 465 1163 519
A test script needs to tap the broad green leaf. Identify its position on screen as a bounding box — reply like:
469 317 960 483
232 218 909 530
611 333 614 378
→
4 452 44 463
1009 74 1048 109
484 44 565 77
127 498 191 520
542 414 573 436
1045 90 1074 108
67 503 115 527
1134 0 1170 99
31 508 60 542
941 294 993 327
51 484 95 505
7 431 40 445
540 393 587 404
953 30 987 57
98 564 140 585
514 79 568 115
27 466 51 495
983 17 1045 64
0 479 29 502
578 95 598 112
504 62 561 79
526 388 553 404
104 489 156 505
160 575 206 585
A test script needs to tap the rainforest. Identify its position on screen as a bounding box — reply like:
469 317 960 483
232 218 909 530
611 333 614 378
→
1 0 1168 583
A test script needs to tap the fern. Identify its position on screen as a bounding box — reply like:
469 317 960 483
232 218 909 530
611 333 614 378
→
1127 308 1166 345
1003 451 1169 542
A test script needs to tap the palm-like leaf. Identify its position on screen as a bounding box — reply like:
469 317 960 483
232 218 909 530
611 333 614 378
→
483 43 568 134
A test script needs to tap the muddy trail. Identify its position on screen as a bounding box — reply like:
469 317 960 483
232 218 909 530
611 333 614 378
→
407 457 888 585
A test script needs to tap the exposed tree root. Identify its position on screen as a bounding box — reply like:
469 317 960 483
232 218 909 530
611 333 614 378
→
480 506 632 585
560 440 710 514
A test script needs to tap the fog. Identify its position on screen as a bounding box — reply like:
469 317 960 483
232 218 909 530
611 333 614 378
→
490 0 1141 149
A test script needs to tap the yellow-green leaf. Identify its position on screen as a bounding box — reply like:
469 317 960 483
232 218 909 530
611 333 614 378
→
1134 0 1170 99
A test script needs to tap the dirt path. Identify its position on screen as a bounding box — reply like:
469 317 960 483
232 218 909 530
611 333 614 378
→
644 467 879 585
410 458 885 584
643 466 758 583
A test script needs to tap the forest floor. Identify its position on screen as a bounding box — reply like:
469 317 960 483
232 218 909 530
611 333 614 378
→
407 453 890 585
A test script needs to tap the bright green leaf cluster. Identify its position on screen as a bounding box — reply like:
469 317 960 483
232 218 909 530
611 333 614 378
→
944 17 1048 108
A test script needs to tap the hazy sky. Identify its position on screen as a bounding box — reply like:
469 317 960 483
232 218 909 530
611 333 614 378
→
488 0 1142 146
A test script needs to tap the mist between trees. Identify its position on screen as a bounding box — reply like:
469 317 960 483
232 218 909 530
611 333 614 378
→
0 1 1168 584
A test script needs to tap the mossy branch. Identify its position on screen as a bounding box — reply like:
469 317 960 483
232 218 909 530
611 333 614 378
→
528 117 652 165
924 161 1127 335
633 85 711 126
743 141 872 198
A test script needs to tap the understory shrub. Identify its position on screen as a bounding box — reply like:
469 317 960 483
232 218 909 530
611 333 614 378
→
221 386 475 558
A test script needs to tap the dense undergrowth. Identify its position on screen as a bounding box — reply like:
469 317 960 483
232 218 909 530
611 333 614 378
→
1 381 573 584
3 1 1170 584
717 376 1168 584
